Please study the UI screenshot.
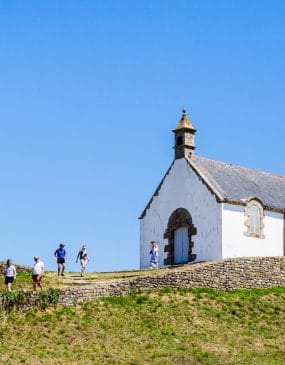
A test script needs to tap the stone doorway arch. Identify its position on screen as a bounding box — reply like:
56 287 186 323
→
163 208 197 265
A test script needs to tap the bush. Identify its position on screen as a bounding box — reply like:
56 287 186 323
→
0 288 60 312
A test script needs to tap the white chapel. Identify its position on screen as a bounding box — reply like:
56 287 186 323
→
139 110 285 268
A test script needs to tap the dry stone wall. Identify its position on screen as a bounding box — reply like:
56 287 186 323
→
1 257 285 311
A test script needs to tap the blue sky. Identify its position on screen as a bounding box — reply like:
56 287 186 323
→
0 0 284 272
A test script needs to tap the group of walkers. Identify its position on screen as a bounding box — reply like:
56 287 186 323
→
3 244 89 292
4 241 158 292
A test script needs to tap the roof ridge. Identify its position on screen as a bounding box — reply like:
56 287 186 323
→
193 155 285 180
186 156 226 201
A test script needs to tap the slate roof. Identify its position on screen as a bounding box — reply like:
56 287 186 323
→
188 155 285 213
140 155 285 219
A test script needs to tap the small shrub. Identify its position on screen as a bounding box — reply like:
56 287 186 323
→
36 288 60 309
0 290 31 312
135 294 149 304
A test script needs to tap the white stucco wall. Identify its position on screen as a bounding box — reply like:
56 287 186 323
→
140 158 222 268
222 203 284 258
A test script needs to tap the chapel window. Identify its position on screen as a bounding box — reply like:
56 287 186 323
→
176 136 183 146
244 200 264 238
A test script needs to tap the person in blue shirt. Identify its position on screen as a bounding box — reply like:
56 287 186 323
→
54 243 66 276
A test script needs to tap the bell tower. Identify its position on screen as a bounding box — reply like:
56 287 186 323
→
173 109 196 159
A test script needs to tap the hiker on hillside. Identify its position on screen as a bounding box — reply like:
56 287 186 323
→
4 259 16 291
76 244 89 277
149 241 159 269
54 243 66 276
32 256 44 291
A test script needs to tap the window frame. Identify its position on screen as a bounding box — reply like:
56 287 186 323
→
244 199 265 239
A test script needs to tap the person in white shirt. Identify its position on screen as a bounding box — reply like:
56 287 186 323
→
76 245 89 277
32 256 44 290
4 259 16 291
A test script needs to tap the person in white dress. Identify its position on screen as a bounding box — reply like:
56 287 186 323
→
149 241 159 269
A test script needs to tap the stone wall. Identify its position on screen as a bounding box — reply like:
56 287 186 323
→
1 257 285 311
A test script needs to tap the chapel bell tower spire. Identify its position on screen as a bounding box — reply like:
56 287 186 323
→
173 109 196 159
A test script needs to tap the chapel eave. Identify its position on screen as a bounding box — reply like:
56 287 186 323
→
139 155 285 220
188 154 285 214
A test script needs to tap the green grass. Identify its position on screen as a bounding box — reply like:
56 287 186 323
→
1 272 56 291
0 287 284 364
0 269 159 291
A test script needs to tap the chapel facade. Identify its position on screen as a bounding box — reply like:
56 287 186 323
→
139 110 285 268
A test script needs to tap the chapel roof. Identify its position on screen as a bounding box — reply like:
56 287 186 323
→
139 155 285 219
188 155 285 213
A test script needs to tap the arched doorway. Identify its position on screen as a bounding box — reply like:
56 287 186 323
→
164 208 197 265
174 227 189 264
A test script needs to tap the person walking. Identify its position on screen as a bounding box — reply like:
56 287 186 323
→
76 245 89 277
54 243 66 276
4 259 16 291
32 256 44 291
149 241 159 269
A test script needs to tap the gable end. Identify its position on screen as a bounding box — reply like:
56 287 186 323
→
139 161 175 219
186 157 225 203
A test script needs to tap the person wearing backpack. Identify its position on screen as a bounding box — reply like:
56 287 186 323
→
76 245 89 277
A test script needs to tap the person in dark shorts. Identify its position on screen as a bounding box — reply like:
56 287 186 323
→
32 256 44 291
54 243 66 276
4 259 16 291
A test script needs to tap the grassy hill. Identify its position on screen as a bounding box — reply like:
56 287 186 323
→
0 268 158 292
0 286 284 364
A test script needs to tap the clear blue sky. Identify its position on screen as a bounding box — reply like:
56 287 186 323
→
0 0 284 272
